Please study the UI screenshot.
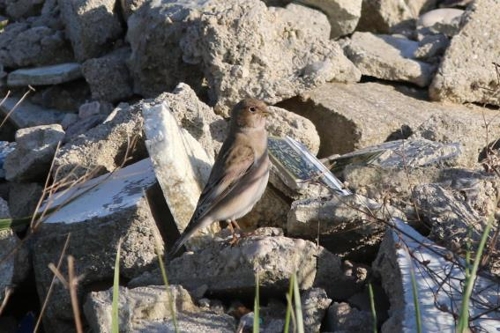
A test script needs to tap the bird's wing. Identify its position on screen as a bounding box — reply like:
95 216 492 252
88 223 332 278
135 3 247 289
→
190 141 255 223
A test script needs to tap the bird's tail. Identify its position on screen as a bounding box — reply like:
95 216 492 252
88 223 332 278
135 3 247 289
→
167 223 198 260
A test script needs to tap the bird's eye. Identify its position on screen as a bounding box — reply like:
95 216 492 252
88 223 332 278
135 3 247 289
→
249 107 256 112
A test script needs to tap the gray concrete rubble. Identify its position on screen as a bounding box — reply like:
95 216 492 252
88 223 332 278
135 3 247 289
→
151 83 225 161
7 63 82 87
81 48 134 103
84 285 236 332
412 174 500 274
126 0 207 97
356 0 434 34
373 218 500 333
32 158 164 332
8 182 43 219
430 0 500 106
0 141 16 179
130 229 319 295
295 0 362 39
270 3 331 41
0 198 30 306
4 124 65 182
288 194 404 257
0 19 73 68
343 32 436 87
301 288 332 333
52 102 148 183
0 97 67 129
324 302 373 332
279 82 500 167
181 0 360 114
58 0 123 61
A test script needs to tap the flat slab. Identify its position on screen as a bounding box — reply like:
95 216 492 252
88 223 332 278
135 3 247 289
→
7 63 82 86
41 158 157 223
0 97 66 128
280 82 500 168
374 219 500 333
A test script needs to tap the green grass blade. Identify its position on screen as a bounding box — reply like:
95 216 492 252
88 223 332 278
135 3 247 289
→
111 239 122 333
292 272 304 333
457 209 496 332
284 273 294 333
368 282 378 333
157 244 179 332
0 217 31 232
408 254 422 333
253 273 260 333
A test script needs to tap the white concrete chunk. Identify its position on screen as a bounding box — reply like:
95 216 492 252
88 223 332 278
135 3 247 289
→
41 158 157 224
374 218 500 333
143 101 217 248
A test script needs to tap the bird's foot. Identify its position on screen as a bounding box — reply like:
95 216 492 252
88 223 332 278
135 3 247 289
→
227 220 246 246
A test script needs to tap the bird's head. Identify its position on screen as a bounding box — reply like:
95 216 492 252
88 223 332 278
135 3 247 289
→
230 98 270 129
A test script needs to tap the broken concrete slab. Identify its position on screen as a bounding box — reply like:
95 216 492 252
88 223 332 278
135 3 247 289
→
143 100 218 251
296 0 362 39
130 229 319 296
126 0 206 97
4 124 65 182
373 218 500 333
53 102 148 183
151 83 226 160
7 63 82 87
181 0 360 114
412 174 500 274
411 111 500 168
343 32 436 87
287 194 404 258
84 285 236 332
58 0 123 61
33 158 164 332
356 0 433 34
269 3 331 41
0 97 67 128
81 48 133 103
278 82 500 167
429 0 500 105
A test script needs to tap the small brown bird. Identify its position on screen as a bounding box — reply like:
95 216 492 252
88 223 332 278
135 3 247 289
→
169 98 270 257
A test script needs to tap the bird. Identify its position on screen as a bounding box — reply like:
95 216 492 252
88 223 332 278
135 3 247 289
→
168 98 271 257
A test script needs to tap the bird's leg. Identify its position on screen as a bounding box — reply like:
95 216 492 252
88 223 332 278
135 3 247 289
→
228 219 242 246
232 220 258 238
